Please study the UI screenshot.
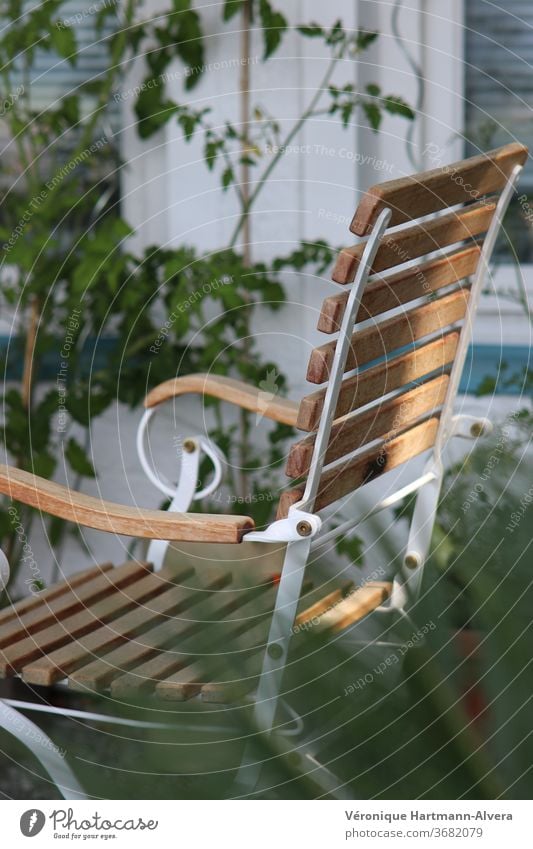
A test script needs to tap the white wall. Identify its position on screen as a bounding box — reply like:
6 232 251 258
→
121 0 532 351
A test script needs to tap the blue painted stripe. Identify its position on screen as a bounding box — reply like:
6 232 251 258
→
0 337 117 382
460 344 531 395
0 337 530 395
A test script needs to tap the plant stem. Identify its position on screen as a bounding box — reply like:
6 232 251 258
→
240 0 252 267
237 0 253 500
0 0 139 596
228 38 342 499
21 295 40 411
3 295 41 590
228 51 341 248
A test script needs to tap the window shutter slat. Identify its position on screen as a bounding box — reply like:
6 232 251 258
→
465 0 533 187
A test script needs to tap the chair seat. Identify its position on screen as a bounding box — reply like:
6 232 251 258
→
0 560 391 703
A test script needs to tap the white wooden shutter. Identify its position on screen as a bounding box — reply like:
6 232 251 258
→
465 0 533 187
12 0 118 125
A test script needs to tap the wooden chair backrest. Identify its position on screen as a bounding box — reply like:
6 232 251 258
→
278 143 528 518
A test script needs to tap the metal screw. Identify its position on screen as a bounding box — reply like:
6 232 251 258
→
267 643 283 660
470 421 485 438
296 520 313 537
404 552 421 570
182 439 196 453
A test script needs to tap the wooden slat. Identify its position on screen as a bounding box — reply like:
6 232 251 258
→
0 562 114 628
150 578 323 702
294 587 350 628
105 580 275 695
0 561 132 651
128 657 210 701
23 572 230 689
278 417 439 517
0 464 254 543
156 655 258 704
199 650 263 703
67 573 257 692
198 583 355 703
19 565 193 686
313 582 393 631
110 580 287 698
287 374 449 478
350 143 527 235
68 619 196 693
308 288 469 384
156 659 226 702
297 332 458 432
292 579 354 626
332 200 495 285
113 643 216 700
0 561 160 677
190 613 274 704
318 244 480 334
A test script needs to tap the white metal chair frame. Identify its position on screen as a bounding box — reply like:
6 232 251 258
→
243 165 522 733
0 162 523 800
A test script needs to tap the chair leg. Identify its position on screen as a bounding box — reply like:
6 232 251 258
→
390 470 443 610
234 537 311 795
0 700 87 799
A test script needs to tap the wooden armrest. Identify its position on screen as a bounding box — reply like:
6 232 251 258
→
144 373 299 427
0 465 254 543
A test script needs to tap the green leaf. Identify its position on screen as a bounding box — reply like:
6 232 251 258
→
383 95 415 120
178 111 199 140
31 451 56 480
59 94 79 126
340 102 354 128
475 375 498 397
65 438 96 478
366 83 381 97
172 2 205 90
225 121 238 139
96 0 118 32
204 139 220 170
325 19 344 47
147 43 172 77
48 515 66 548
362 101 382 132
0 508 16 542
222 167 234 190
50 23 76 65
355 29 378 51
223 0 245 20
335 533 365 566
135 84 179 139
259 0 287 59
297 23 324 38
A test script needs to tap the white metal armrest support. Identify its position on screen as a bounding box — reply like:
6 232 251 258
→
137 371 300 569
137 408 228 569
0 548 9 592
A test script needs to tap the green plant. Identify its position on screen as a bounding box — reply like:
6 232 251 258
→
0 1 414 598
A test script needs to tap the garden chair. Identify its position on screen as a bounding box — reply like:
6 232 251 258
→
0 141 527 799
